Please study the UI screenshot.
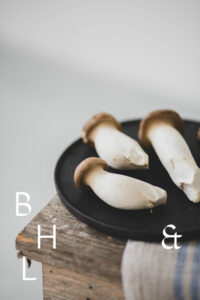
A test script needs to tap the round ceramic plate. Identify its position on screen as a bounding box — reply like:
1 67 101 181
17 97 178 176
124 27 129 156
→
55 120 200 242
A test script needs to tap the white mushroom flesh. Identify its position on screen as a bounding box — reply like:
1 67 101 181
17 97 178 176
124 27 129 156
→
90 124 149 169
85 167 167 210
149 124 200 203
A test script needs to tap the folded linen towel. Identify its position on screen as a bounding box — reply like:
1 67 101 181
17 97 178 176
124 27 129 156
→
121 240 200 300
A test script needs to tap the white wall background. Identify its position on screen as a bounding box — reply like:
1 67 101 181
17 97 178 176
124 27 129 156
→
1 0 200 299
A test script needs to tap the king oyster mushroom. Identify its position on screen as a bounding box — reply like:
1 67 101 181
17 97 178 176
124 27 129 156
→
74 157 167 210
197 128 200 143
139 110 200 203
82 113 148 170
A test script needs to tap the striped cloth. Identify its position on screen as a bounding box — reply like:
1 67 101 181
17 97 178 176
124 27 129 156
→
121 241 200 300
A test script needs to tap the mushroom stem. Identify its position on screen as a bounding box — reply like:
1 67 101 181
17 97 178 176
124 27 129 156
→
82 113 148 170
80 160 167 210
149 124 200 203
90 123 149 170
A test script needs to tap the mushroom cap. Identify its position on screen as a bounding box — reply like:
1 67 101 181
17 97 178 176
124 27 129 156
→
74 157 108 189
139 109 184 147
82 112 122 145
197 128 200 143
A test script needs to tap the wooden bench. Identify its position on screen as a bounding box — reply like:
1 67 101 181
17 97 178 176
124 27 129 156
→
16 195 126 300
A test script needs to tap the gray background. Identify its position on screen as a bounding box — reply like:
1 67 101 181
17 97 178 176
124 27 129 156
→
1 0 200 299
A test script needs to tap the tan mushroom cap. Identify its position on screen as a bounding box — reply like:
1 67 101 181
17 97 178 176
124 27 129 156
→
197 128 200 142
74 157 108 189
82 112 122 145
138 109 184 148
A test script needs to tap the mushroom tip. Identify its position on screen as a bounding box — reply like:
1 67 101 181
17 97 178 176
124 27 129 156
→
194 195 200 203
138 109 184 148
141 154 149 169
159 191 167 205
134 160 149 170
82 112 122 145
123 147 149 169
150 191 167 208
74 157 108 189
181 185 200 203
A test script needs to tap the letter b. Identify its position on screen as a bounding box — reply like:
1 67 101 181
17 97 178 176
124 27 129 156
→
16 192 31 216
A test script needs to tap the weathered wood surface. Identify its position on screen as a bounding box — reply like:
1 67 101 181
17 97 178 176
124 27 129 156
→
43 263 124 300
16 195 126 283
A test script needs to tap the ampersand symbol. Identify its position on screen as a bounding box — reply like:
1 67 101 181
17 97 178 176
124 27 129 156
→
162 224 182 250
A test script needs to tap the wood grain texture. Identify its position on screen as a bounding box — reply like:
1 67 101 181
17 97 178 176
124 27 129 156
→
16 195 126 283
43 263 124 300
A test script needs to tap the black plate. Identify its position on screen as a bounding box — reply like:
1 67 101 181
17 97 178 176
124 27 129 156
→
55 120 200 242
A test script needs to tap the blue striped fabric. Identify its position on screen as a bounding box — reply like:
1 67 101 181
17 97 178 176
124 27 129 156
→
174 243 188 300
122 240 200 300
191 241 200 300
